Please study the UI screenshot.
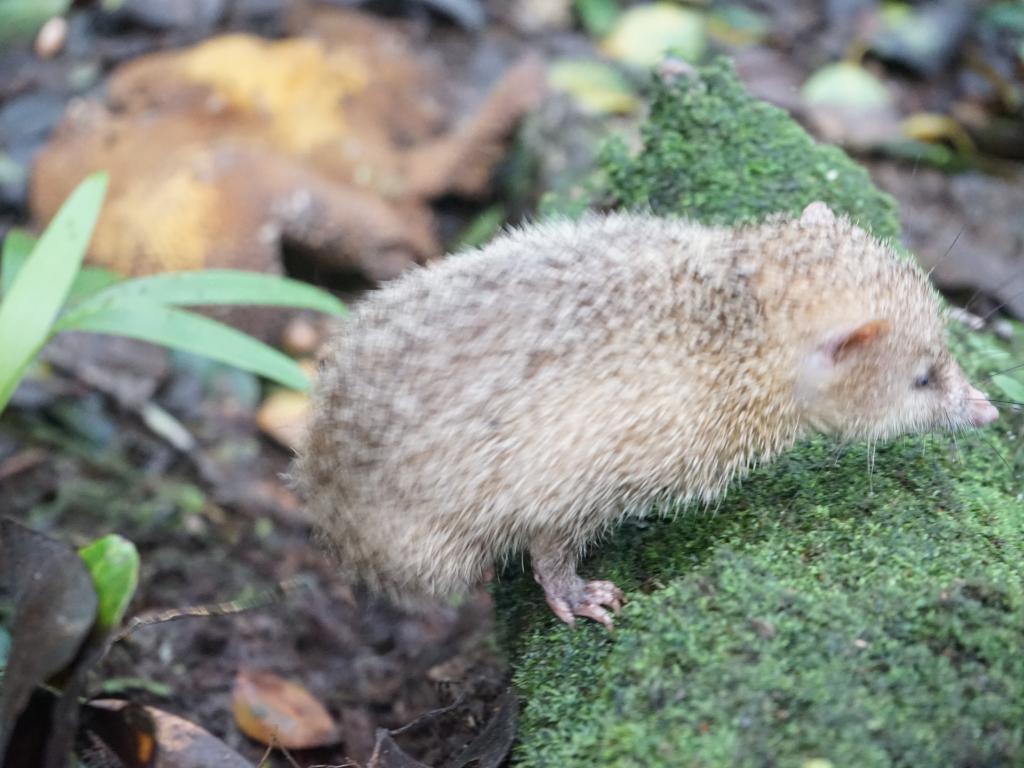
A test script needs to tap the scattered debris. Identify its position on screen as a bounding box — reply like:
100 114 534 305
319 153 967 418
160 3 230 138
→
365 691 517 768
443 691 518 768
3 3 1022 767
869 1 974 77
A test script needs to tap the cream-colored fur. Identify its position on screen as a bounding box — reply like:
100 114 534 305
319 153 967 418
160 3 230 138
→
294 208 976 603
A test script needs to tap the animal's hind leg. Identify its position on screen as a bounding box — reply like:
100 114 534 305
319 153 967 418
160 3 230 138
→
529 537 625 630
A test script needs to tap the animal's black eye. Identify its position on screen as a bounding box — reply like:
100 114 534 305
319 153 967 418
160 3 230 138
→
914 368 934 389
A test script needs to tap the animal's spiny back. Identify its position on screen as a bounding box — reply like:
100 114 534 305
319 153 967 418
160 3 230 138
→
340 213 764 375
296 209 944 602
307 213 774 475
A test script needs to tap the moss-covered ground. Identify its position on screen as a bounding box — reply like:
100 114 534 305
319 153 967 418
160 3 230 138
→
502 59 1024 767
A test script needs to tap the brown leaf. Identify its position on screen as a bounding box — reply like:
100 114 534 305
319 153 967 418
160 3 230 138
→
88 699 251 768
232 669 339 749
79 699 159 768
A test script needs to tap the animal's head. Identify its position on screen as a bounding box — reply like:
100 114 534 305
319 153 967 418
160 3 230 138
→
791 202 998 441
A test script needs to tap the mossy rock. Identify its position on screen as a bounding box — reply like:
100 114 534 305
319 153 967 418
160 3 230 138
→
601 57 901 239
502 59 1024 766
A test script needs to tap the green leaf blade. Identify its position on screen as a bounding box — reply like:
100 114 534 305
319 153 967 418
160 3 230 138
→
66 266 122 306
992 373 1024 404
78 535 140 633
0 172 108 412
1 228 37 296
59 302 311 391
82 269 347 316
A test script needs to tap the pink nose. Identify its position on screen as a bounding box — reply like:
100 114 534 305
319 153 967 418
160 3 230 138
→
966 385 999 427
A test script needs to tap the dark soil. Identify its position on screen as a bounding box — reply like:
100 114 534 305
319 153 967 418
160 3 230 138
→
1 390 505 765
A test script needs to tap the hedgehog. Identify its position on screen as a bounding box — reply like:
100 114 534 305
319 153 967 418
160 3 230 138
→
294 202 999 628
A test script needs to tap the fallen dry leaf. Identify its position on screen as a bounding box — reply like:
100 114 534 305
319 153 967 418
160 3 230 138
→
78 699 158 767
89 699 250 768
232 668 340 749
365 691 518 768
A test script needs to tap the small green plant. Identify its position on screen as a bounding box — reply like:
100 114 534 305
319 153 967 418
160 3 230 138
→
0 172 347 414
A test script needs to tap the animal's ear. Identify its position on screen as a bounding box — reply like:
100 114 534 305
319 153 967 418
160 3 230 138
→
799 201 836 228
798 319 890 399
825 319 891 364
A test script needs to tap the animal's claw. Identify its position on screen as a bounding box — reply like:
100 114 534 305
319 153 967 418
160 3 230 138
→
543 593 578 628
539 577 627 630
575 602 615 630
583 580 625 615
531 544 628 630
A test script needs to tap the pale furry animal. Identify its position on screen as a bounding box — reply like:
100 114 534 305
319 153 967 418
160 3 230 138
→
294 202 998 628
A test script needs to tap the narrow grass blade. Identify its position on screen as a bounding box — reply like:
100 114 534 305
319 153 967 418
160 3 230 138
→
66 267 122 305
0 173 108 412
0 229 38 296
58 302 311 391
80 269 347 315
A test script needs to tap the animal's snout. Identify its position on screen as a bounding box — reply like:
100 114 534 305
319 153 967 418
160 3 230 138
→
965 385 999 427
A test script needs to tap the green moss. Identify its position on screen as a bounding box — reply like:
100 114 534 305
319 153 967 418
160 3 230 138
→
504 57 1024 766
509 336 1024 766
601 57 901 239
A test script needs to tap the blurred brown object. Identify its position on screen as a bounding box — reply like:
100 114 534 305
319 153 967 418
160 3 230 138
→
30 7 545 287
